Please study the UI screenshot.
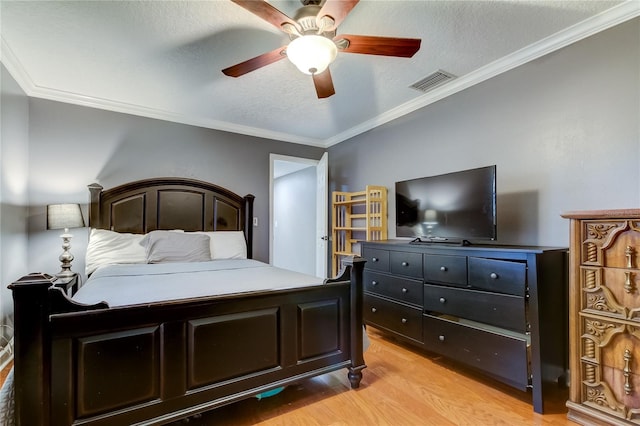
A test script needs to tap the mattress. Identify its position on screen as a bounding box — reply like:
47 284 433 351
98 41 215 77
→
73 259 325 307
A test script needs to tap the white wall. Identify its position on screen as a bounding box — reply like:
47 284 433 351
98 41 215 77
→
329 18 640 248
0 64 29 330
273 166 316 274
3 16 638 318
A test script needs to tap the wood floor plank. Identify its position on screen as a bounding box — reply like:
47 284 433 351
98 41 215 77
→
170 327 574 425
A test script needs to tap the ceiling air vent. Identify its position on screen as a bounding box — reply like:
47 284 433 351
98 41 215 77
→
410 70 456 93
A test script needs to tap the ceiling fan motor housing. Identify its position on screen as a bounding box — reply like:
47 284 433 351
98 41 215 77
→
291 5 336 39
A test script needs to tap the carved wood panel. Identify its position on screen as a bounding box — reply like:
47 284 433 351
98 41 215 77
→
576 216 640 423
582 266 640 320
581 220 640 268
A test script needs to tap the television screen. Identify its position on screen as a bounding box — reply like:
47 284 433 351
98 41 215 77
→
395 165 497 242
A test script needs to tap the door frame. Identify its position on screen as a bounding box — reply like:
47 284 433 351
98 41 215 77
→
269 153 328 277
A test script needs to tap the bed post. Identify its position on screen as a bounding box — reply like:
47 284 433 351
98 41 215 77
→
343 256 366 388
243 194 255 259
8 273 56 426
88 182 103 229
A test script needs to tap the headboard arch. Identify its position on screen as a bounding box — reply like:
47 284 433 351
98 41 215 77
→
88 177 255 258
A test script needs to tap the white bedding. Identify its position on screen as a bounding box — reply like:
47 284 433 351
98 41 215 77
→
73 259 325 307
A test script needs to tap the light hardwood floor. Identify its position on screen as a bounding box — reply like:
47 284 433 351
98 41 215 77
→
173 327 575 425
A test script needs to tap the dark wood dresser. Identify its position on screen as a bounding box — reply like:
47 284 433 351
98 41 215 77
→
562 209 640 425
361 240 568 413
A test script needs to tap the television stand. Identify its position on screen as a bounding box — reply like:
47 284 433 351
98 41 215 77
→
410 237 471 246
361 240 568 414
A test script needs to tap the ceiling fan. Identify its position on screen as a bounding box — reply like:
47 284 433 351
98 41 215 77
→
222 0 421 99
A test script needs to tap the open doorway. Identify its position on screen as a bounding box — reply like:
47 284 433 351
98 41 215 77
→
270 153 328 278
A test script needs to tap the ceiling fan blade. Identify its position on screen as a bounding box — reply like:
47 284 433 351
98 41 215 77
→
312 68 335 99
317 0 359 31
230 0 299 33
222 45 287 77
335 34 421 58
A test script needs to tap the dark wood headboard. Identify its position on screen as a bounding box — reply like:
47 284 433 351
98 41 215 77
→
88 177 255 258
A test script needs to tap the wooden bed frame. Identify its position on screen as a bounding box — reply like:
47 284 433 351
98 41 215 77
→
10 177 366 425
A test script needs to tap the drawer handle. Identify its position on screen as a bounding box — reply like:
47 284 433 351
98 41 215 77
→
439 297 446 304
624 271 635 293
371 307 377 313
401 318 407 324
372 257 379 262
440 266 447 272
402 261 409 267
438 335 445 342
402 288 408 293
624 349 633 395
490 272 498 279
626 246 636 269
372 280 378 286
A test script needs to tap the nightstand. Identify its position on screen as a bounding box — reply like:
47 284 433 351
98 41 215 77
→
53 273 79 297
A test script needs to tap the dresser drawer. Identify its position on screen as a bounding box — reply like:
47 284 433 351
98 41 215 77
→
580 314 640 375
424 254 467 286
578 313 640 419
587 364 640 420
580 221 640 269
423 314 529 390
364 271 422 306
364 294 422 342
580 266 640 317
390 251 423 278
424 284 527 333
362 247 390 272
468 257 526 296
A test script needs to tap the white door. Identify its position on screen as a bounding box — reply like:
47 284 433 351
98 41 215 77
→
315 152 328 278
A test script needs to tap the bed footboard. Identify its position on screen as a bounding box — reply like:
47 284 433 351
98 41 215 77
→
9 259 366 425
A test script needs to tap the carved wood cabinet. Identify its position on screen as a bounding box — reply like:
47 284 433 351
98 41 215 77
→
563 209 640 425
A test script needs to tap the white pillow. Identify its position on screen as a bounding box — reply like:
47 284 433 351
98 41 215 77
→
85 229 147 275
140 230 211 264
196 231 247 259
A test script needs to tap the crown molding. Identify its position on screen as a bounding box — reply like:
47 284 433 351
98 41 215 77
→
0 39 326 148
3 1 638 149
324 0 640 147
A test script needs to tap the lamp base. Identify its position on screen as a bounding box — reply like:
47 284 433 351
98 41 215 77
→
56 269 75 278
57 232 75 278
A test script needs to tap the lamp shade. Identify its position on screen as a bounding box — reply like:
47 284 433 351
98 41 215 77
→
286 35 337 75
423 209 438 223
47 204 85 230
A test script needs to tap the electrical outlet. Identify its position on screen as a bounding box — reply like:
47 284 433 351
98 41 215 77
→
253 217 258 227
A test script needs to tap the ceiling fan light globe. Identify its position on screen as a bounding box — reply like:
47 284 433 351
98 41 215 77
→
287 35 337 75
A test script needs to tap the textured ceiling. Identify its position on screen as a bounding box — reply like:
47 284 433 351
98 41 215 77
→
1 1 637 147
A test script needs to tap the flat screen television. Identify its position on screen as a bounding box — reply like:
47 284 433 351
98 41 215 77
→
395 165 497 244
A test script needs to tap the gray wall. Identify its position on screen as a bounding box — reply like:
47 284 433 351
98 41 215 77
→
273 166 316 274
329 18 640 248
25 99 325 280
2 17 638 328
0 64 29 330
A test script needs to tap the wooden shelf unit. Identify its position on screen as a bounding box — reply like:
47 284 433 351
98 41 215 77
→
331 186 387 276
